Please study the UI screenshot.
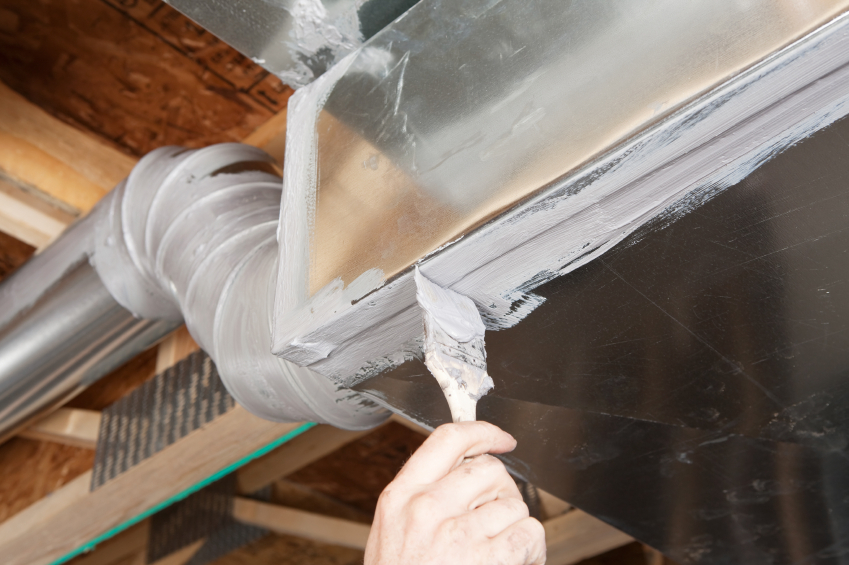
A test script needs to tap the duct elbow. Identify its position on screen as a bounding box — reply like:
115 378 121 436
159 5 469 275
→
92 143 388 431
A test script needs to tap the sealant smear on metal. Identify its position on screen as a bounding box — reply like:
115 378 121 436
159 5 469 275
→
274 11 849 389
89 141 386 430
147 473 270 565
91 350 235 490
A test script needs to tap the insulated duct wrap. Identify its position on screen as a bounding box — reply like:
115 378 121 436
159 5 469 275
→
92 143 387 430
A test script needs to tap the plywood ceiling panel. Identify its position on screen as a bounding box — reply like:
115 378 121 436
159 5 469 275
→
0 0 293 157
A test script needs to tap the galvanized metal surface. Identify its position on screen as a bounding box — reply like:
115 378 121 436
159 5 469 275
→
165 0 419 87
303 0 849 293
0 208 179 441
356 114 849 564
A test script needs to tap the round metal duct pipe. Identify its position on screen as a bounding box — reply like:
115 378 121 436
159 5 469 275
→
0 143 388 440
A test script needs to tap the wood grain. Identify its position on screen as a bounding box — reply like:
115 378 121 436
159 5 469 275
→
20 408 102 450
0 0 292 158
0 80 135 212
0 175 76 249
237 425 372 495
0 230 34 283
233 498 372 550
0 442 94 526
154 325 199 374
545 510 634 565
0 406 304 565
68 521 149 565
285 421 426 516
0 348 154 528
210 532 364 565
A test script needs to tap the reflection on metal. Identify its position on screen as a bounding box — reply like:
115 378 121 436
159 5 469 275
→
164 0 420 88
0 143 388 443
0 211 179 442
356 114 849 564
300 0 849 293
273 6 849 379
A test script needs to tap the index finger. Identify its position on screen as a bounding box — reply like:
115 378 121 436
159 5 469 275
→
394 421 517 486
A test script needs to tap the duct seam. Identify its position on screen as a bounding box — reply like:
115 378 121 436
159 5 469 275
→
92 143 388 430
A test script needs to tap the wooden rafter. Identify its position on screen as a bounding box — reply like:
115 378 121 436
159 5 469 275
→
0 80 135 214
19 408 101 450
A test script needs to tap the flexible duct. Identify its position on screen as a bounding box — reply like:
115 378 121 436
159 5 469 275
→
0 143 388 438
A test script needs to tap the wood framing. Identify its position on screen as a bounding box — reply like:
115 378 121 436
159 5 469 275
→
0 80 135 214
20 408 101 450
233 498 372 550
154 326 200 375
0 175 75 250
0 405 306 565
71 521 149 565
544 510 634 565
148 540 204 565
236 425 372 495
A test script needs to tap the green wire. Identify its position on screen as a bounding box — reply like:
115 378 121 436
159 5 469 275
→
48 421 317 565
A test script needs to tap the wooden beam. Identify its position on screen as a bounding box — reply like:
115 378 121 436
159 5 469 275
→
0 406 306 565
20 408 101 450
148 539 205 565
0 80 136 214
236 425 371 495
0 470 92 548
233 497 371 550
243 108 288 163
0 175 75 250
71 521 149 565
68 520 206 565
0 71 289 248
538 489 571 520
154 326 200 375
544 509 634 565
232 496 629 563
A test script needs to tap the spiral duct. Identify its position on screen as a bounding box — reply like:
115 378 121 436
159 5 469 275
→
0 143 387 437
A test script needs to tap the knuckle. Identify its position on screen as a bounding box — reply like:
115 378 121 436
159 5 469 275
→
376 487 394 508
410 489 443 515
437 516 474 544
514 518 546 545
505 497 530 518
430 423 463 444
526 517 546 540
477 453 505 471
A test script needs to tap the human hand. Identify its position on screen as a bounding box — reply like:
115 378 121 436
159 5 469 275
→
365 421 546 565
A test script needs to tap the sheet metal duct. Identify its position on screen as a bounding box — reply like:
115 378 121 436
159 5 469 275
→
356 114 849 564
263 0 849 563
0 144 387 440
0 213 179 442
274 0 849 299
3 0 849 562
164 0 420 88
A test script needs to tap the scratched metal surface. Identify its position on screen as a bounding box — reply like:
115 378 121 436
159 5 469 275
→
307 0 849 293
355 113 849 563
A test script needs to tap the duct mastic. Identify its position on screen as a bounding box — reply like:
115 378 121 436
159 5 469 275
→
93 143 388 430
